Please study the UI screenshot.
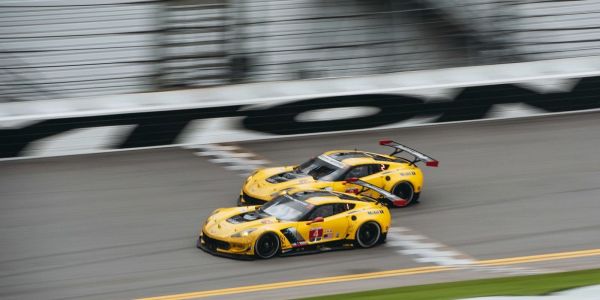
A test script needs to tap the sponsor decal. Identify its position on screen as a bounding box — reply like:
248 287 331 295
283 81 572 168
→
399 171 417 176
345 187 360 194
281 227 306 247
323 229 333 240
368 209 385 215
292 241 308 247
309 227 324 242
2 76 600 158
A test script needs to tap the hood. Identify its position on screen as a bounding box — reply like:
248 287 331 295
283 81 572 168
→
244 167 318 198
265 169 310 184
203 206 279 238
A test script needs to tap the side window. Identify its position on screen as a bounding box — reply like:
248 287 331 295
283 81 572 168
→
370 164 389 174
308 204 335 219
333 203 355 214
344 165 370 179
344 164 386 179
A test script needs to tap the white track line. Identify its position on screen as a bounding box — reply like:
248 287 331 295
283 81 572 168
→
386 227 543 275
190 144 269 176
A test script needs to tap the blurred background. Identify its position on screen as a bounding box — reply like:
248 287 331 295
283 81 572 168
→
2 2 600 300
2 0 600 102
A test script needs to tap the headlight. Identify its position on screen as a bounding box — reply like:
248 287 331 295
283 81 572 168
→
231 228 258 238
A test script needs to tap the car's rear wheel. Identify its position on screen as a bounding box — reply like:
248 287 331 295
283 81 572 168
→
392 181 418 205
355 221 381 248
254 232 280 259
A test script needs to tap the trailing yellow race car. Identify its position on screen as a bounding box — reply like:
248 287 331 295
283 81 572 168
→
239 140 438 207
198 179 396 259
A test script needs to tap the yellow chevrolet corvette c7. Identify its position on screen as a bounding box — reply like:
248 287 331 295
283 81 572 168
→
239 140 438 207
198 180 395 259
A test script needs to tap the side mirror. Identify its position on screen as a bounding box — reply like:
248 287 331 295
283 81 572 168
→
308 216 324 224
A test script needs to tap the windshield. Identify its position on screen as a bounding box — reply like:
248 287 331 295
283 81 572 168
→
260 194 314 221
296 156 347 181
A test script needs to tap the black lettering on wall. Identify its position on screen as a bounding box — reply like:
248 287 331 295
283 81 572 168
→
434 76 600 122
1 76 599 158
242 94 425 135
0 105 242 158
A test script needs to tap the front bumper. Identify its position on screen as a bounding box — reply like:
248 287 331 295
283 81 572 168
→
197 232 255 260
238 191 269 206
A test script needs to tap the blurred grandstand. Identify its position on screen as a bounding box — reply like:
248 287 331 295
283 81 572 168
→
2 0 600 102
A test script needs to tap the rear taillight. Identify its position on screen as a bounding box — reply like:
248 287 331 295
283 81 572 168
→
392 199 409 207
426 160 439 167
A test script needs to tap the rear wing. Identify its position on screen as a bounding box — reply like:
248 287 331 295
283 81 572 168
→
379 140 439 167
345 177 409 207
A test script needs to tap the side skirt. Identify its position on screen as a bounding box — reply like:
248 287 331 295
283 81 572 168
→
280 240 355 257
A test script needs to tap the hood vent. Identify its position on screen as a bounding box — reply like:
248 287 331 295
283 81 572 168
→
227 212 265 224
266 171 309 183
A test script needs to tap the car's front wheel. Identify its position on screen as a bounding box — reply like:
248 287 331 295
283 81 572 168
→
355 221 381 248
254 232 280 259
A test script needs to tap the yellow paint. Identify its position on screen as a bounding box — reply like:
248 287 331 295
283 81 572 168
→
137 248 600 300
201 194 391 257
138 266 448 300
241 150 425 203
478 249 600 266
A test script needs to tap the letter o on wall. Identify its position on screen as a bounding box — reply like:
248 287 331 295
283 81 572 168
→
242 94 424 135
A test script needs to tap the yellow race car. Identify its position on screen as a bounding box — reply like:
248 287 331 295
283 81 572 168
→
239 140 438 207
198 179 395 259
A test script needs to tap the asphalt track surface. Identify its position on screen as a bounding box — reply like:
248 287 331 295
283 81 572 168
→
1 112 600 300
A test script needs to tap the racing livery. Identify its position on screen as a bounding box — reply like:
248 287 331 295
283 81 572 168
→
198 180 395 259
239 140 438 207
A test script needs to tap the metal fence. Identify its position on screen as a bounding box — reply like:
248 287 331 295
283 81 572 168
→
2 0 600 102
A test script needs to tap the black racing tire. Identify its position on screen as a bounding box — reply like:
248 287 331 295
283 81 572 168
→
392 181 417 206
412 192 420 203
254 232 280 259
355 221 381 248
378 232 387 244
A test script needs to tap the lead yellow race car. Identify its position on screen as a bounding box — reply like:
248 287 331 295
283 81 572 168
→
198 179 397 259
239 140 438 207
